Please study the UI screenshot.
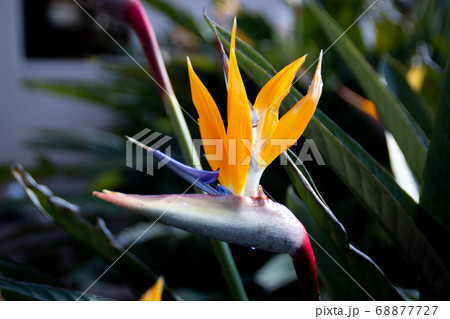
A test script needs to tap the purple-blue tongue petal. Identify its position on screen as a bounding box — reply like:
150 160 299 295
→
127 136 220 194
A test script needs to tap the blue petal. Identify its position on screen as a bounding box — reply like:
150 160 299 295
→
216 184 233 195
127 136 220 195
151 148 220 194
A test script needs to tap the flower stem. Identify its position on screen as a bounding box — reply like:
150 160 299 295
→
211 240 249 301
125 0 247 300
125 1 200 167
291 236 320 300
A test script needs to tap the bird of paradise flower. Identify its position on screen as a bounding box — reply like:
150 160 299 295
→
187 19 322 196
94 10 323 300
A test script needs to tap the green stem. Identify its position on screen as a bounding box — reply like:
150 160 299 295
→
126 0 247 300
211 240 249 301
161 94 200 168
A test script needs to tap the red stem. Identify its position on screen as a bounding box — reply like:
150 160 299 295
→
124 0 174 95
291 235 320 301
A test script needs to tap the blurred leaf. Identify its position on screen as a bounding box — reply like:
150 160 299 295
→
10 164 162 297
0 163 14 184
25 128 128 179
396 287 420 301
420 64 443 112
24 79 153 114
90 169 123 190
205 14 450 299
0 255 63 287
254 254 296 293
24 74 170 133
116 222 188 247
27 128 123 158
380 55 434 138
174 287 223 301
237 12 273 43
0 277 108 301
416 0 450 66
308 2 429 180
143 0 203 38
420 57 450 231
384 132 420 202
205 13 276 75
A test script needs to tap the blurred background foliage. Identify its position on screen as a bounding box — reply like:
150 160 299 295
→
0 0 449 300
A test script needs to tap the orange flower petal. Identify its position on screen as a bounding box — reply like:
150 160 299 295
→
139 277 164 301
187 57 230 187
261 51 323 166
336 85 379 122
253 55 306 142
226 19 252 195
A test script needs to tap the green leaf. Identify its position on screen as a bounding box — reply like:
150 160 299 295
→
282 153 348 253
204 14 450 299
10 164 161 297
0 277 108 301
285 165 402 300
380 54 434 138
0 256 63 287
285 189 364 300
420 56 450 231
296 115 450 300
308 2 429 180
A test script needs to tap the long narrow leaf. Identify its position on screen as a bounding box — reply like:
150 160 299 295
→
380 55 434 138
286 189 365 300
10 164 163 297
0 256 63 288
420 57 450 231
308 2 429 180
0 277 108 301
285 160 402 300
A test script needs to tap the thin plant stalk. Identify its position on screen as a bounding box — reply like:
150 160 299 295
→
211 241 249 301
123 0 248 300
